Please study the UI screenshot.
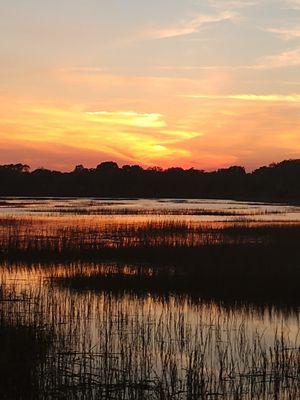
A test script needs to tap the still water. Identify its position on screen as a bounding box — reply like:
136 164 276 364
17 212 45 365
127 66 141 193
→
1 196 300 221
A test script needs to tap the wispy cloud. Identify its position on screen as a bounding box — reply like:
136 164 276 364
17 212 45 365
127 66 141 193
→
183 94 300 102
259 47 300 68
265 27 300 40
85 111 202 141
155 64 256 72
85 111 166 128
58 67 106 74
160 130 201 140
155 46 300 71
143 11 238 40
284 0 300 10
208 0 257 10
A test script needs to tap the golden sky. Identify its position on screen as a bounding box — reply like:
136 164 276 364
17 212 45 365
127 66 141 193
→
1 0 300 170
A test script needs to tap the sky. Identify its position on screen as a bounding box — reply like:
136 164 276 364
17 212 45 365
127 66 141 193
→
1 0 300 171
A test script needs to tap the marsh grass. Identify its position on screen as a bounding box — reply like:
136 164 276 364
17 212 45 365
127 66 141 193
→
28 206 286 217
0 323 51 399
0 219 299 295
0 217 300 303
1 262 300 399
0 211 300 399
0 285 52 400
2 274 300 400
0 217 300 257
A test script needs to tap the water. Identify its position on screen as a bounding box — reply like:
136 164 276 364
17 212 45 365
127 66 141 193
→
1 197 300 221
0 198 299 399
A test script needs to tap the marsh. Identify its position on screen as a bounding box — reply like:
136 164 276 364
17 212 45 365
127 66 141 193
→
0 198 299 399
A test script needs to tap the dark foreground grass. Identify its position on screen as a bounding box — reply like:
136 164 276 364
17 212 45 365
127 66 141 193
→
0 322 51 400
1 263 300 400
0 285 54 400
0 285 52 400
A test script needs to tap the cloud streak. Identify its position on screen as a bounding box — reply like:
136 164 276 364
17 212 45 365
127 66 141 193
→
265 27 300 40
184 94 300 102
143 11 238 40
284 0 300 10
208 0 258 11
154 47 300 72
85 111 166 128
259 47 300 68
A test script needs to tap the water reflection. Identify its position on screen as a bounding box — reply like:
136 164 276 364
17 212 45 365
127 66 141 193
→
1 262 299 399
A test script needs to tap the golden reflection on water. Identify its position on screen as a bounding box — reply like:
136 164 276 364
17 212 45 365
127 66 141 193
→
1 262 299 398
1 262 299 344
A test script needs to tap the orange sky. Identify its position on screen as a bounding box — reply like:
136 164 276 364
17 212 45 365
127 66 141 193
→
1 0 300 171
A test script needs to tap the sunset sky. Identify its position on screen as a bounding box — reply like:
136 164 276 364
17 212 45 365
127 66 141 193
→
1 0 300 171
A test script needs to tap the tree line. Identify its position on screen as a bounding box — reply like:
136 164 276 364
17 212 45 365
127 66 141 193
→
0 159 300 201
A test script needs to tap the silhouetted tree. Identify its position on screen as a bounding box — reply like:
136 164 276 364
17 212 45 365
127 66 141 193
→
96 162 119 171
0 159 299 201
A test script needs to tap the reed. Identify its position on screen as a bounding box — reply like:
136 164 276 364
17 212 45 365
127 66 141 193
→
0 217 300 257
0 285 52 399
0 219 299 297
1 272 299 400
0 209 299 399
28 206 285 217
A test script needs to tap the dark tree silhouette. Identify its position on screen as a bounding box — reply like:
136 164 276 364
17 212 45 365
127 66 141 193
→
0 159 299 201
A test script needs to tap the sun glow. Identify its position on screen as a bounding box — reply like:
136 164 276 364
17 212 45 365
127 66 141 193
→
1 0 300 170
